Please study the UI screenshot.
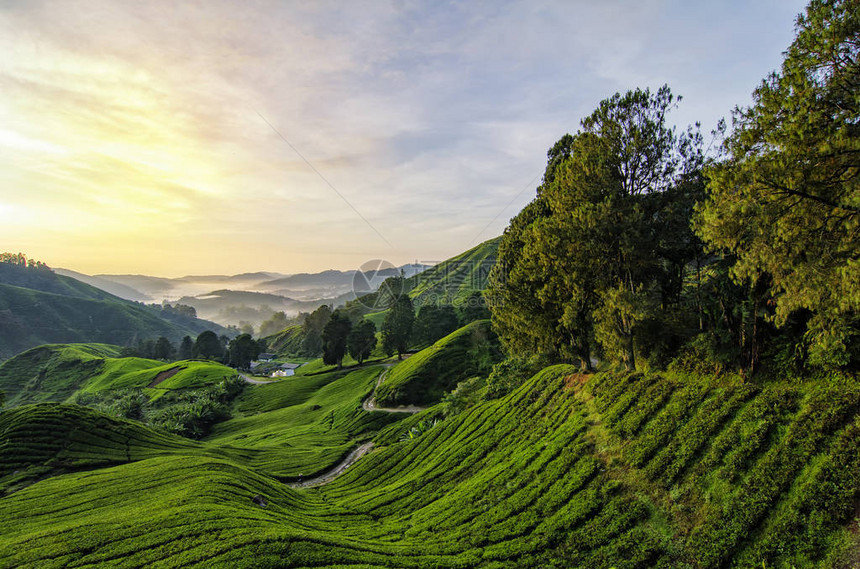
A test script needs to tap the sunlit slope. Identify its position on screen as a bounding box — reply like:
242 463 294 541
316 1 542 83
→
0 366 400 493
265 323 304 355
1 366 858 567
352 237 500 319
406 236 500 306
207 365 402 477
0 343 237 406
374 319 501 406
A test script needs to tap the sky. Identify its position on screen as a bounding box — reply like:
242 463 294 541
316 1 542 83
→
0 0 809 277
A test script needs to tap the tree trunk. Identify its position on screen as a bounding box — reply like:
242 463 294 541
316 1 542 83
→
696 259 703 331
625 332 636 371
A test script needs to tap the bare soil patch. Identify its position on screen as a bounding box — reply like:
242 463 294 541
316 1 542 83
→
147 366 183 388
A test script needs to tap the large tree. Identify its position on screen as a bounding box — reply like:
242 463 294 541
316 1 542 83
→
347 319 377 365
178 335 194 360
322 311 352 368
259 311 292 338
489 86 703 370
227 334 260 370
192 330 223 360
381 295 415 360
414 305 460 346
302 304 332 356
696 0 860 367
153 336 176 361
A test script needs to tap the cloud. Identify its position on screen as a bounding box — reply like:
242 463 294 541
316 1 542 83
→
0 0 809 275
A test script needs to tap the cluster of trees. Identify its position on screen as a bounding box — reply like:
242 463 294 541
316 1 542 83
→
152 302 197 319
71 374 246 439
488 85 704 371
258 311 301 337
320 311 377 368
489 0 859 375
0 252 50 270
123 336 183 361
121 330 267 371
308 287 485 367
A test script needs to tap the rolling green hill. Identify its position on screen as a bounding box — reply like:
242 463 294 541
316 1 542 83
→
0 344 237 407
406 236 500 307
351 237 499 315
264 239 499 357
0 403 208 494
264 324 305 355
0 262 228 360
1 365 857 567
206 365 401 477
374 319 501 407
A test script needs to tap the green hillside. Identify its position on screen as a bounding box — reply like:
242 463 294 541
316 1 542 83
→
0 403 207 494
207 365 401 477
0 262 227 360
406 236 500 307
351 237 499 315
0 361 398 490
1 365 857 567
264 324 305 355
374 319 501 407
0 344 236 407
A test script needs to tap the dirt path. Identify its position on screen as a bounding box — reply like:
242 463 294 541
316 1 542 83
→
287 442 375 488
238 372 276 385
362 368 425 414
243 364 422 488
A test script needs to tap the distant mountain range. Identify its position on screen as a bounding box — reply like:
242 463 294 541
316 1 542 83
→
0 263 229 360
53 263 432 329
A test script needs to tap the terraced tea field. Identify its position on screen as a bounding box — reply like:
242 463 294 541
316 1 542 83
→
374 319 501 407
1 363 858 567
0 344 238 406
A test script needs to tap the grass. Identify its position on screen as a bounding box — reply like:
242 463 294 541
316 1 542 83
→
207 365 402 477
406 236 500 308
0 361 858 567
264 324 305 356
374 319 501 406
0 343 238 406
348 237 500 322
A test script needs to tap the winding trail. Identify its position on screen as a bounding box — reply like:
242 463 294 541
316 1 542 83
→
362 368 425 414
238 372 276 385
240 365 424 488
287 442 375 488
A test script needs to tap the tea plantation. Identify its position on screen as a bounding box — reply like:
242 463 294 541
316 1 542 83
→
374 319 501 407
0 344 238 406
1 363 857 567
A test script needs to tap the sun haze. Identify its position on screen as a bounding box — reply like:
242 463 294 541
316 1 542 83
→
0 0 806 276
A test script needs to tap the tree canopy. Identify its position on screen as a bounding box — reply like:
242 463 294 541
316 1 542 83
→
302 305 332 356
414 305 460 346
347 319 377 365
178 336 194 360
192 330 224 360
322 311 352 368
227 334 261 370
488 86 704 371
382 295 415 360
696 0 860 367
